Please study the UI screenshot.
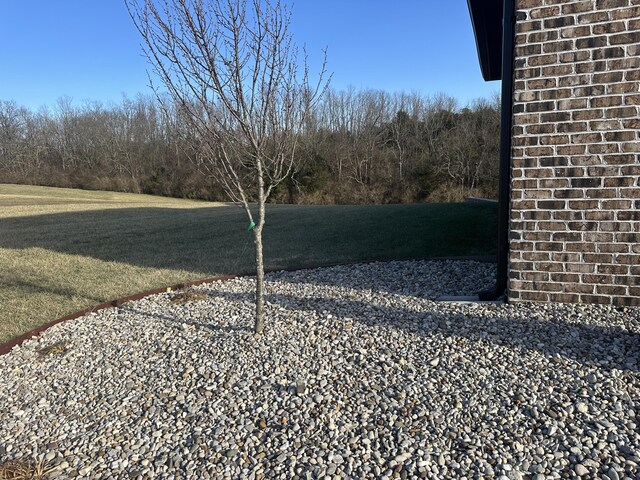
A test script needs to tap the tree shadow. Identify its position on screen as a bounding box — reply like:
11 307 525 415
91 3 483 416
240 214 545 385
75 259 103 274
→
186 284 639 373
118 301 252 335
0 203 498 275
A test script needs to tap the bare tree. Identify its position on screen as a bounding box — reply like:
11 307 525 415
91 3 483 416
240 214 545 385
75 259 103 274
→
126 0 328 333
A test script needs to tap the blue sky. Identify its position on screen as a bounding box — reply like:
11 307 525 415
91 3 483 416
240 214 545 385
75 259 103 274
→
0 1 500 111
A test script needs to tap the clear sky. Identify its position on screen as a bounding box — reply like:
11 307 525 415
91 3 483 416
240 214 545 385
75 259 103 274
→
0 1 500 111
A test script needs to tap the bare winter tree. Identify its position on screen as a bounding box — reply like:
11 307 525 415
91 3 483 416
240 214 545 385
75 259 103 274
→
126 0 328 333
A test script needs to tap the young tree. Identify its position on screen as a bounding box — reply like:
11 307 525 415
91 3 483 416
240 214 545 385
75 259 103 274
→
126 0 328 333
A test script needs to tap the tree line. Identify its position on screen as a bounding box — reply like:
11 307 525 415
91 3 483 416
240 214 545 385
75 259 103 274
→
0 89 500 204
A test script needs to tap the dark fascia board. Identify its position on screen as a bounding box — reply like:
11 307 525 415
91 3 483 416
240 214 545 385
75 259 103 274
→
467 0 504 81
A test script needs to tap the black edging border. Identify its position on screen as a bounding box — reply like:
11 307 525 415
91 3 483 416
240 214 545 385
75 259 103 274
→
0 255 496 356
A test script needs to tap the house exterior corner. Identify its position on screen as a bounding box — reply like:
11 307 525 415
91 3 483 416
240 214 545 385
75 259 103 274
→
508 0 640 306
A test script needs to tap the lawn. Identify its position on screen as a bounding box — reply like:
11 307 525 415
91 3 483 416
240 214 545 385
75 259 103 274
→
0 184 497 344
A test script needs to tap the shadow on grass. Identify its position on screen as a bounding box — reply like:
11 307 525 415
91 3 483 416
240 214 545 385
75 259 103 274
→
0 202 498 275
3 278 105 304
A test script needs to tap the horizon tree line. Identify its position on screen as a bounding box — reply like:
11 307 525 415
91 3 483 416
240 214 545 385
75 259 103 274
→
0 88 500 205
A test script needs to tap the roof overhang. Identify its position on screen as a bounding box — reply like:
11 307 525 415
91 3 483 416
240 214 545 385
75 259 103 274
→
467 0 504 81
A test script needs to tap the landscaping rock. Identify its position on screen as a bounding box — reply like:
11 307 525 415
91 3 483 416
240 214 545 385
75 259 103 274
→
0 260 638 479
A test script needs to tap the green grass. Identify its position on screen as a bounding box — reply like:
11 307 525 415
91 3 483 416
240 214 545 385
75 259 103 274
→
0 184 497 344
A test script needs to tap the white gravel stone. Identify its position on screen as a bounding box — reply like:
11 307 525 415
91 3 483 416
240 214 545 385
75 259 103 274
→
0 260 638 480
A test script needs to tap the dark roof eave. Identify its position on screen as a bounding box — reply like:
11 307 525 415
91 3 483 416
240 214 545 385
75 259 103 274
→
467 0 504 81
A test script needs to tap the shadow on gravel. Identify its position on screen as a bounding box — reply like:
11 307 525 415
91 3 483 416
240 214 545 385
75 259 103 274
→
192 288 640 373
118 304 252 334
269 260 497 298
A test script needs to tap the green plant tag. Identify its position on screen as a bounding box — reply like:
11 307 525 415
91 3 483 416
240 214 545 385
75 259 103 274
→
248 221 256 231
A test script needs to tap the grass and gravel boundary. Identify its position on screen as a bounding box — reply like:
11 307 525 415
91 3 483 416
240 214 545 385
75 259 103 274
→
0 184 497 344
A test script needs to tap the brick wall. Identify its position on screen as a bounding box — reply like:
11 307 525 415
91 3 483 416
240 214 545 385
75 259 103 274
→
510 0 640 306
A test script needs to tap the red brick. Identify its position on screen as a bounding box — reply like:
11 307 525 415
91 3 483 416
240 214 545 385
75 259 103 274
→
602 199 633 209
579 294 613 304
597 263 630 274
595 0 630 9
551 293 582 303
569 155 601 166
539 178 570 188
544 40 575 53
571 109 603 120
526 123 556 134
604 130 636 141
584 210 615 221
534 262 564 272
615 275 640 286
603 153 636 165
605 107 638 118
559 51 591 63
608 82 640 94
562 2 595 14
593 21 627 34
540 134 570 145
557 99 588 111
604 176 635 186
530 6 561 18
528 54 559 67
588 143 619 154
583 273 613 284
610 6 640 19
576 36 609 49
592 46 625 60
578 11 611 24
566 262 596 273
519 291 550 302
527 31 559 43
522 232 553 242
565 284 595 295
590 96 623 108
624 95 640 106
554 146 587 156
536 282 564 292
622 142 640 153
553 210 584 221
560 26 591 38
590 120 622 131
552 252 581 263
585 188 617 198
583 232 614 242
518 20 544 34
568 200 599 209
575 60 607 73
522 251 553 261
596 285 628 296
553 189 586 199
610 31 640 45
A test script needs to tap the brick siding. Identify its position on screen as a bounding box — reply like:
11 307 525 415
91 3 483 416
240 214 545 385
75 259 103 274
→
510 0 640 306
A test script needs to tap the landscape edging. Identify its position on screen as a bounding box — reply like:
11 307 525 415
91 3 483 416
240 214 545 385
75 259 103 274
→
0 255 496 356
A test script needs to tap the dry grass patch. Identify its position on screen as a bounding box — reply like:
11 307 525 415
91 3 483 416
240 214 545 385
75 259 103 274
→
0 247 210 344
0 458 58 480
0 183 216 219
170 289 208 305
36 340 71 359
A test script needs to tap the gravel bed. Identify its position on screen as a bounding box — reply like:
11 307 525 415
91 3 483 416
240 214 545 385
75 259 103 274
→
0 260 639 480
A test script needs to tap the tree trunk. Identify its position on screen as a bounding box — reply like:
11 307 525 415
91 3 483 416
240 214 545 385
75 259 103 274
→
254 159 267 334
254 224 265 334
